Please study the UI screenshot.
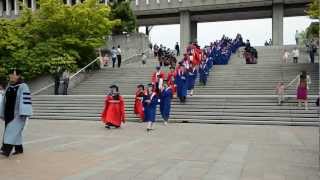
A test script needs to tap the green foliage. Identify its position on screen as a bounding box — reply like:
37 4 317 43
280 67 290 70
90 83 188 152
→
0 0 117 81
306 22 319 39
298 30 307 46
307 0 319 19
110 1 137 35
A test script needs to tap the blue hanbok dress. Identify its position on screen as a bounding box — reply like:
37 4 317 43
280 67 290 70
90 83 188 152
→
199 63 209 85
187 68 198 90
160 87 173 121
143 92 158 122
175 71 188 98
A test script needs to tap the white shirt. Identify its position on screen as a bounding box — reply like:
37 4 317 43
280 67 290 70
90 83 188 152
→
142 54 147 61
117 48 121 55
292 49 299 58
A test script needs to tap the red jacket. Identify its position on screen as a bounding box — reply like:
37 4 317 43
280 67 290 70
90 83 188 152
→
134 90 145 121
101 95 125 127
193 48 202 65
151 71 165 85
167 71 176 94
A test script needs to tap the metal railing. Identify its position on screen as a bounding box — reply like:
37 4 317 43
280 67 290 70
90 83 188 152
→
31 57 100 96
31 50 149 96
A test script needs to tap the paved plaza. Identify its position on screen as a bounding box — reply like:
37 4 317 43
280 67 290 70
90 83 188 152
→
0 120 319 180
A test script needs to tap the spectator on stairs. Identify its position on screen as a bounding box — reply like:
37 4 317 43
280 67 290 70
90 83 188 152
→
141 53 147 67
306 39 317 64
295 30 299 45
116 45 122 68
292 47 299 64
282 49 289 64
62 70 70 95
287 71 311 110
101 85 125 129
175 42 180 56
99 48 108 68
275 82 286 105
111 46 117 68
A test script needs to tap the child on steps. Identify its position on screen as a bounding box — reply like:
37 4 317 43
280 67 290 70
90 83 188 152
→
275 82 286 105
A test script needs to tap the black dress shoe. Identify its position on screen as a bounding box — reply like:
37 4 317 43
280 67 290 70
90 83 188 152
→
105 125 111 129
12 151 23 155
1 152 10 157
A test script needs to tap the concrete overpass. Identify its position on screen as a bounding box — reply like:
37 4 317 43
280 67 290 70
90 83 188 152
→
131 0 310 49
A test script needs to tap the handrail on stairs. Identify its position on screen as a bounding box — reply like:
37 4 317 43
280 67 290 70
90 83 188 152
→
31 50 149 96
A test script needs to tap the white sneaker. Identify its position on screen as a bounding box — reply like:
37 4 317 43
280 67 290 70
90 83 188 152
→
164 121 168 126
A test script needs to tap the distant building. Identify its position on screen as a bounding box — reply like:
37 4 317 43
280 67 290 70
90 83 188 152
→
0 0 124 18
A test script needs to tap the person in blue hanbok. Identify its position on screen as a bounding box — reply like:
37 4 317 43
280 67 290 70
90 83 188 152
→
199 60 209 86
175 64 188 103
0 69 32 157
187 66 198 96
160 81 173 125
143 84 159 131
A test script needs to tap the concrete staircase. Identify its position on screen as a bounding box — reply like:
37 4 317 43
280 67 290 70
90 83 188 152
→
31 46 319 126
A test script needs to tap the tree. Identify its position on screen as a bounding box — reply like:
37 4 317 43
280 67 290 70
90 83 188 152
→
306 22 319 39
0 0 119 81
307 0 319 19
110 1 137 35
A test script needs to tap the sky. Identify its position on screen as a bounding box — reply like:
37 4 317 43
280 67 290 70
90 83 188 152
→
139 16 317 49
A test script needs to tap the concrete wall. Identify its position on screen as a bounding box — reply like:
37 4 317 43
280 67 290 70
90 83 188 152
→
132 0 308 14
106 33 151 62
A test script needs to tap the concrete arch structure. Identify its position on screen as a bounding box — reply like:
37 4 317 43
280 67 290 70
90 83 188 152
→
131 0 310 50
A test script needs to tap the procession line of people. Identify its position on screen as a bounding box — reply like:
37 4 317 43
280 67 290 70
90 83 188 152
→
128 35 243 131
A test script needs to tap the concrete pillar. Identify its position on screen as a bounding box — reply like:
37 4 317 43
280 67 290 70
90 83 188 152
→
0 0 3 16
180 11 191 53
272 3 283 46
14 0 18 15
6 0 10 16
31 0 35 11
191 21 197 43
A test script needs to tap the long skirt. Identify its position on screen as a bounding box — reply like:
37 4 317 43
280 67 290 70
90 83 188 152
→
297 87 308 100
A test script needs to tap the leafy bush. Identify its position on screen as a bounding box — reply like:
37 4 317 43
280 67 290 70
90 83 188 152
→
0 0 119 81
